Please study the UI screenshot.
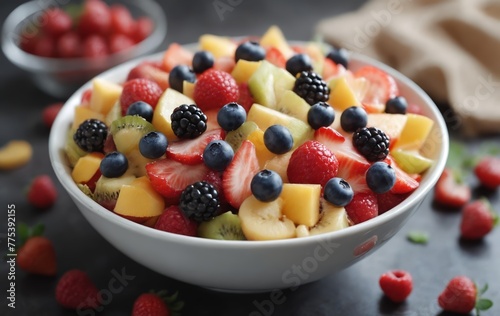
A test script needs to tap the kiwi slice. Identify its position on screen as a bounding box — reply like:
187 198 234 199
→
64 129 86 167
105 101 122 127
198 211 246 240
225 121 258 152
125 148 154 177
77 183 93 198
110 115 155 154
93 174 136 210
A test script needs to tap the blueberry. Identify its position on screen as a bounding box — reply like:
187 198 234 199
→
139 131 168 159
323 177 354 207
169 65 196 92
326 48 349 69
100 151 128 178
235 41 265 62
385 96 408 114
307 101 335 130
126 101 154 122
251 169 283 202
340 106 368 133
192 51 214 74
286 53 313 76
203 140 234 171
366 162 396 194
217 102 247 131
263 125 294 155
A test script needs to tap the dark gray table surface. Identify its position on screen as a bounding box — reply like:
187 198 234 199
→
1 0 499 315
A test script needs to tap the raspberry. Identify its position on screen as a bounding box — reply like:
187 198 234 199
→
345 192 378 224
379 270 413 303
180 181 220 222
170 104 207 139
474 156 500 189
154 205 198 236
56 32 81 58
353 127 390 162
287 140 339 187
438 276 476 314
293 71 330 105
460 199 496 240
120 78 163 115
82 35 108 58
27 175 58 209
193 69 239 112
110 4 134 36
78 0 111 37
133 17 154 43
41 8 72 37
108 33 135 54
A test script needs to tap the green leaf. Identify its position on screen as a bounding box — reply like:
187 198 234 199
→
31 223 45 237
479 283 489 295
476 298 493 311
494 214 499 227
407 231 429 244
447 141 466 168
170 300 184 312
17 223 30 246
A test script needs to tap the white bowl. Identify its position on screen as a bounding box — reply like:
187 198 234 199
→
49 45 448 292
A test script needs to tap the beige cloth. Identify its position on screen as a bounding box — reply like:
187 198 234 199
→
317 0 500 136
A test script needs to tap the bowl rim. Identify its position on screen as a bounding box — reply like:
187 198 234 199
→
49 42 449 249
1 0 167 72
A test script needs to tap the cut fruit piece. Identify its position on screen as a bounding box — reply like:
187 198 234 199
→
225 121 259 152
239 195 296 241
259 25 294 59
64 130 87 167
247 61 295 108
305 42 325 74
231 60 262 84
152 88 195 141
162 43 193 72
71 152 103 184
182 81 195 99
389 158 420 194
354 65 399 112
72 105 105 130
199 34 237 58
280 183 321 227
246 128 275 168
0 140 33 170
297 199 350 237
367 113 407 147
89 78 123 115
247 103 313 148
110 115 155 154
328 76 362 111
114 176 165 222
275 90 311 123
391 150 433 174
167 128 224 165
393 114 434 151
93 174 136 210
105 101 122 127
125 148 155 177
198 211 246 240
264 151 293 183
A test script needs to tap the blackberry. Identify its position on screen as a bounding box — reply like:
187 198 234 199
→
353 127 390 162
170 104 207 139
180 181 220 222
293 71 330 105
73 119 108 152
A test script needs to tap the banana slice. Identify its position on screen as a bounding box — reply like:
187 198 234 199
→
297 199 350 237
0 140 33 170
239 195 296 241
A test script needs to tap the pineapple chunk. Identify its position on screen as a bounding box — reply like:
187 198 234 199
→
72 105 105 130
89 78 123 115
328 77 361 111
114 176 165 218
71 153 103 184
152 88 195 140
231 60 262 84
367 113 408 146
246 128 275 168
183 81 195 99
281 183 321 227
259 25 294 59
199 34 237 58
393 114 434 150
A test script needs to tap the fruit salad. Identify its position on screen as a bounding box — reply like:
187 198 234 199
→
64 25 436 241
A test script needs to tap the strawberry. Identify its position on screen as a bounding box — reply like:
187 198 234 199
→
438 276 476 314
265 47 286 68
19 32 38 54
434 168 471 208
41 8 72 37
42 102 63 129
162 43 193 72
214 56 236 73
203 170 229 210
287 140 339 187
474 156 500 189
379 270 413 303
315 127 370 193
78 0 111 37
27 175 58 209
222 140 260 209
355 66 398 113
146 158 209 200
377 192 410 214
17 236 56 276
237 83 254 113
132 293 170 316
193 69 239 112
345 191 378 224
82 35 108 58
56 31 81 58
127 61 170 90
133 17 154 44
460 199 497 240
155 205 198 236
110 4 134 36
388 159 420 194
167 128 224 165
120 78 163 115
55 269 100 310
108 33 135 54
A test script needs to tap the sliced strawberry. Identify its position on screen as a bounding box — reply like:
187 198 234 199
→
355 66 398 113
237 82 254 113
377 192 410 214
166 128 224 165
315 127 371 193
162 43 194 72
434 168 471 208
387 158 420 194
222 140 260 209
265 47 286 68
322 58 346 81
214 56 235 73
345 192 378 224
146 158 209 200
203 170 230 212
127 61 169 90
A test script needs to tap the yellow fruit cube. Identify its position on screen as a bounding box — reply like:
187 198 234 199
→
152 88 194 141
114 176 165 218
89 78 123 115
71 152 104 183
231 60 262 84
328 77 361 111
367 113 407 145
281 183 321 227
393 114 434 150
183 81 195 99
72 105 105 130
199 34 236 58
260 25 294 59
246 128 275 168
264 151 292 183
